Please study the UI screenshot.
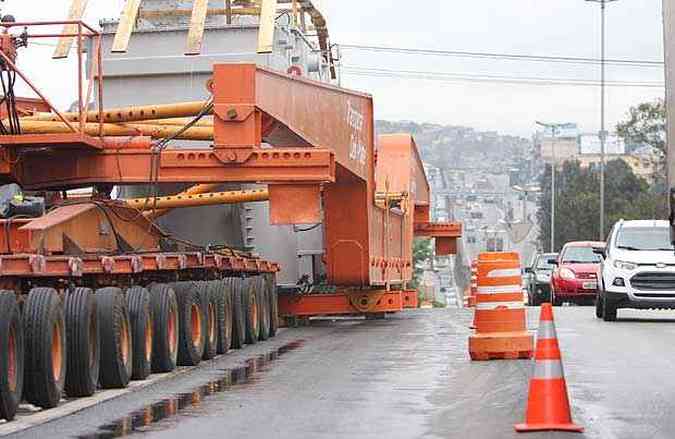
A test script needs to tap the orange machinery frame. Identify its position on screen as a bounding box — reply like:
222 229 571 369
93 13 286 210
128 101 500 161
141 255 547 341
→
0 46 461 315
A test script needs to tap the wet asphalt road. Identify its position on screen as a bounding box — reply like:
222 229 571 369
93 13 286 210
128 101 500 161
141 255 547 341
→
8 306 675 439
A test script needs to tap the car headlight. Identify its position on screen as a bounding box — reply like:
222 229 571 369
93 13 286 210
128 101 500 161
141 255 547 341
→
613 260 637 271
558 268 575 280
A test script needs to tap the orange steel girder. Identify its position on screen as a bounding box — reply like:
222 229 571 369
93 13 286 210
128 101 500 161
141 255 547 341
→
0 63 460 289
278 290 404 317
11 147 334 188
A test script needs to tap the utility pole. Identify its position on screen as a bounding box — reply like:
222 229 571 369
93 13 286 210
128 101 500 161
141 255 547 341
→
536 121 564 252
587 0 619 240
663 0 675 246
551 133 557 253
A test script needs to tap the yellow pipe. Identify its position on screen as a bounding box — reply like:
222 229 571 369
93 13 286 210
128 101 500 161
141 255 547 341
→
139 7 261 19
125 189 269 210
21 101 210 124
18 120 214 141
143 184 222 220
132 117 214 127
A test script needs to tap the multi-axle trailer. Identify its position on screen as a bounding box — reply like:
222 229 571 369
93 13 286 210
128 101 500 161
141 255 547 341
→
0 0 460 423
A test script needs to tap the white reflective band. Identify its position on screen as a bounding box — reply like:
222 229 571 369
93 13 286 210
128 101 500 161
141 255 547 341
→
533 360 564 379
477 285 522 294
475 301 525 310
487 268 521 278
537 321 557 339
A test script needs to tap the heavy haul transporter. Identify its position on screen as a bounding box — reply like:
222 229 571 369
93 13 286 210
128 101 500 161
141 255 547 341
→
0 0 461 422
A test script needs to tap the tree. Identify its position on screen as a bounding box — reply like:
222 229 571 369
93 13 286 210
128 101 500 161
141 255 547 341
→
411 238 433 290
616 99 666 153
616 99 668 216
537 159 663 251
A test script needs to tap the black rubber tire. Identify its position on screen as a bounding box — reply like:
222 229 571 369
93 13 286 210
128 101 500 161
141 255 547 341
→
213 280 232 355
64 287 99 397
0 292 23 421
127 286 153 380
96 287 133 389
551 290 562 307
23 287 66 409
230 278 246 349
172 282 205 366
265 274 278 337
595 294 604 319
242 278 260 345
256 277 270 341
603 294 617 322
197 282 217 360
149 284 178 373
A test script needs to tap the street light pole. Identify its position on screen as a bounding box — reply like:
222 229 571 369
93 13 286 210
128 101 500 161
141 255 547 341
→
587 0 618 240
551 131 557 253
536 121 563 252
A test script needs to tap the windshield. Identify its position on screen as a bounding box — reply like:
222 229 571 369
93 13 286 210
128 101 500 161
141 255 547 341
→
561 246 601 264
616 226 674 251
536 254 557 270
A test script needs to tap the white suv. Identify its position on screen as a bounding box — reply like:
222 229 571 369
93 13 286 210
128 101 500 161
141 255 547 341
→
597 220 675 321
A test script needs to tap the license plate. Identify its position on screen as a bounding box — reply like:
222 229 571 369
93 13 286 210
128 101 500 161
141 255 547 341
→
582 282 597 290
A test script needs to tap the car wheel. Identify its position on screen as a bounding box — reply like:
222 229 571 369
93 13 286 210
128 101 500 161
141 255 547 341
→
602 294 617 321
595 294 604 318
551 290 561 306
533 294 542 306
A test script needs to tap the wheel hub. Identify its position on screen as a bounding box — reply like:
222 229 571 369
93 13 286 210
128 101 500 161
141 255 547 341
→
52 320 63 381
190 303 202 350
8 325 16 392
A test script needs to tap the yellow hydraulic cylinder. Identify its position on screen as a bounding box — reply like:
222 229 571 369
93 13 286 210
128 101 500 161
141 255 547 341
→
125 189 269 211
21 101 211 124
18 120 214 141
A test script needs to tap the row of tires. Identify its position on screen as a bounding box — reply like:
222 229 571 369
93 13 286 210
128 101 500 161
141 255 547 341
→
0 275 278 421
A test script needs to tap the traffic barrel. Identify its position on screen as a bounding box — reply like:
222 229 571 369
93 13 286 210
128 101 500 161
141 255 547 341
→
514 303 583 433
468 252 533 361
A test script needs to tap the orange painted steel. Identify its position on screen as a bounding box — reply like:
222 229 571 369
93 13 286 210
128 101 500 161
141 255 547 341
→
0 64 459 284
9 147 335 191
278 290 404 316
0 97 50 119
0 252 278 278
401 290 419 309
469 252 533 361
515 304 583 433
0 51 461 317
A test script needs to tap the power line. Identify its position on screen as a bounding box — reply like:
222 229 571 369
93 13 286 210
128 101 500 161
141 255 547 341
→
341 66 665 88
339 44 664 68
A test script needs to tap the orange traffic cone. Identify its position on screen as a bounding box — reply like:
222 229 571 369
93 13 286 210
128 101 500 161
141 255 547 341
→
514 303 583 433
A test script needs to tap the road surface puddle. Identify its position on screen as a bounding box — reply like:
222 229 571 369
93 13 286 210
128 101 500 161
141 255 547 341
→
76 340 305 438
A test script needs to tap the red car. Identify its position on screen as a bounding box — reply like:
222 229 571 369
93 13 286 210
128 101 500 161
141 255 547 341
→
550 241 605 306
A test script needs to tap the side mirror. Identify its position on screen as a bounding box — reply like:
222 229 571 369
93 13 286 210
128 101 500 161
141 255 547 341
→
524 267 534 274
547 259 558 265
592 247 606 258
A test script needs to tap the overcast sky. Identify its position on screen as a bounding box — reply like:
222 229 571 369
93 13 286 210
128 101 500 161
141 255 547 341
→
5 0 667 137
